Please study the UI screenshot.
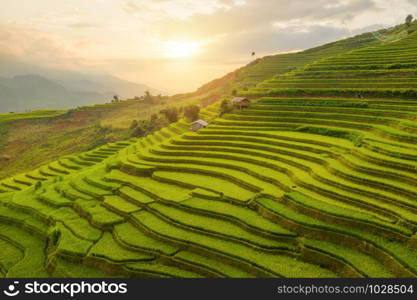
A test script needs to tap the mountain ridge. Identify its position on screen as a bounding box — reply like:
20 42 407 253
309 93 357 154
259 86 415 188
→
0 53 162 113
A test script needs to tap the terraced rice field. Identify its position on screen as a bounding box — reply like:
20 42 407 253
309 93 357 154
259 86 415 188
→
232 29 386 91
0 94 415 278
0 26 417 278
244 29 417 98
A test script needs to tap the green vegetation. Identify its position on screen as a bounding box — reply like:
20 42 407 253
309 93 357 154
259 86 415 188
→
0 98 196 180
181 197 295 237
89 232 154 263
243 23 417 98
147 202 295 250
0 22 416 278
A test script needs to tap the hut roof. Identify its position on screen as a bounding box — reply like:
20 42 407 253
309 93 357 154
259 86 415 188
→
231 97 249 103
191 119 208 127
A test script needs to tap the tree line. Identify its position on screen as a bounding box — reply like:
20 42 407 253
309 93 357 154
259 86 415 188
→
129 103 201 138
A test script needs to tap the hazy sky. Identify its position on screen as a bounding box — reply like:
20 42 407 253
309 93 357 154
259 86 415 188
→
1 0 416 93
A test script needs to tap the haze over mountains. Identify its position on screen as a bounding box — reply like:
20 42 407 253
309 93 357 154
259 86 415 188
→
0 54 161 113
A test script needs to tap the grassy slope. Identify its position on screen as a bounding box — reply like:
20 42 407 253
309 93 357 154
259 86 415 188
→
1 24 407 180
243 22 417 97
0 99 186 180
171 24 399 106
0 23 416 278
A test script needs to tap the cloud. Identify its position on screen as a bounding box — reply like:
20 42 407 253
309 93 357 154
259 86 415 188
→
0 23 84 71
1 0 416 93
217 24 351 53
153 0 376 38
147 0 378 64
122 0 225 20
123 1 142 14
406 0 417 7
68 22 99 28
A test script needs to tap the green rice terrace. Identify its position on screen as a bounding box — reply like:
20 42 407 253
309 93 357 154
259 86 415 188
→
0 24 417 278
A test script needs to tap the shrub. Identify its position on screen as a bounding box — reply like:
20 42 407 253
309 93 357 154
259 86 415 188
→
160 107 179 123
220 99 233 116
130 120 139 129
184 105 200 121
34 181 42 190
406 14 413 26
131 125 146 138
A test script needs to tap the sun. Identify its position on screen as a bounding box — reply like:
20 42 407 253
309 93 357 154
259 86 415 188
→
164 40 202 58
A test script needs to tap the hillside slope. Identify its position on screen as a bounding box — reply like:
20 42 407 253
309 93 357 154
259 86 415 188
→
0 93 416 277
0 26 387 180
174 24 407 105
0 98 183 180
0 24 416 278
244 22 417 98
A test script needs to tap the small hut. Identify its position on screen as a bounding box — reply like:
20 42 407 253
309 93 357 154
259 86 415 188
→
231 97 250 109
190 119 208 131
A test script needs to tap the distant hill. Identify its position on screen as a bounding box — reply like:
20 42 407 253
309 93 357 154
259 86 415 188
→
0 74 162 113
0 74 108 113
55 74 160 97
1 22 417 279
0 54 162 113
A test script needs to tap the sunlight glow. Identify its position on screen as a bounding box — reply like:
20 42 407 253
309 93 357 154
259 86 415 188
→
163 40 202 58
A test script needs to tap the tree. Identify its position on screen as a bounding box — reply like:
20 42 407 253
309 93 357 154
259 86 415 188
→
113 95 119 102
184 105 200 121
141 113 158 132
160 107 179 123
406 14 413 26
220 99 232 116
130 120 139 129
130 125 146 138
150 113 158 124
144 90 153 102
